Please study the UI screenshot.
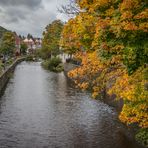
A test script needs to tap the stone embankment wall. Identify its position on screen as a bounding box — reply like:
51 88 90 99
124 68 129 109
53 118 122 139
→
0 58 25 94
63 62 123 111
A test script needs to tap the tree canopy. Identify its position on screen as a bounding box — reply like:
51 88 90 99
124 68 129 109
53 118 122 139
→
0 31 15 56
41 20 64 58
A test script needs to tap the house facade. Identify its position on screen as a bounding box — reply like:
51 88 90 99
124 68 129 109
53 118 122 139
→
23 38 42 54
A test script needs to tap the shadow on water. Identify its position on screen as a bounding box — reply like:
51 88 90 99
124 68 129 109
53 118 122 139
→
0 61 144 148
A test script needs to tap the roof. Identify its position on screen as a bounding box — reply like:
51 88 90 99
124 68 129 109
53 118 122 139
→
24 38 29 42
29 39 33 42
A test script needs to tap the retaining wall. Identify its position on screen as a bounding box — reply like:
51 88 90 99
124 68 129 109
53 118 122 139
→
63 62 123 111
0 58 25 94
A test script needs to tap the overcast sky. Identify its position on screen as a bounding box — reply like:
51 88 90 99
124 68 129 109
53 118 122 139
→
0 0 70 37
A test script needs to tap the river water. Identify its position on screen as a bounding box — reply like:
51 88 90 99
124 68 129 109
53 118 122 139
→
0 62 143 148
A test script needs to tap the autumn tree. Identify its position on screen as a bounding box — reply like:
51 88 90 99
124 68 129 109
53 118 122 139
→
61 0 148 145
60 12 97 58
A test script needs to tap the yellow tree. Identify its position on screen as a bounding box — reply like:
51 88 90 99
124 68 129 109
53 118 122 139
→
66 0 148 137
60 12 96 55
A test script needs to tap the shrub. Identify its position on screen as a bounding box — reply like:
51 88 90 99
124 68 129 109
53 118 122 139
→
42 57 63 72
26 55 37 61
136 129 148 147
6 58 13 66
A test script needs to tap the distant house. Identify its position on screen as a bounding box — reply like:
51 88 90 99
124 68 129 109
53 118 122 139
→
23 37 42 54
23 38 33 54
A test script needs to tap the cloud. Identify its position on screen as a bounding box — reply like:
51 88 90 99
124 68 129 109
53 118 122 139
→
0 0 70 37
0 0 42 9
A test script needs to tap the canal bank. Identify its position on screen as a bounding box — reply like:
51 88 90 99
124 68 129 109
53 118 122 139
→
63 62 123 111
0 57 25 94
63 62 147 148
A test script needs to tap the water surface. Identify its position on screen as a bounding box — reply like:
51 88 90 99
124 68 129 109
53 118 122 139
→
0 62 142 148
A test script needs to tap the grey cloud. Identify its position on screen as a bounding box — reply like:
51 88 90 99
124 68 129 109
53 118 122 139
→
0 0 70 37
7 16 19 23
0 0 42 9
4 8 27 20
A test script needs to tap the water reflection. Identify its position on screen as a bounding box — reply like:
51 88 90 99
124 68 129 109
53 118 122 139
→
0 62 142 148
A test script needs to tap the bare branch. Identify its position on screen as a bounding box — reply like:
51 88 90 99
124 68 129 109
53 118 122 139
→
58 0 81 17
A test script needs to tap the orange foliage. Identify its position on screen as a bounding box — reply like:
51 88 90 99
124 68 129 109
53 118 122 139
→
62 0 148 130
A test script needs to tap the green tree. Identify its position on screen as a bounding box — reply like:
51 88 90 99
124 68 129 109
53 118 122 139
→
0 26 8 41
0 32 15 56
20 43 28 55
42 20 64 58
27 33 33 39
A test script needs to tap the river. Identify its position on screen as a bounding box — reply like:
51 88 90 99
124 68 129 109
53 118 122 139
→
0 62 143 148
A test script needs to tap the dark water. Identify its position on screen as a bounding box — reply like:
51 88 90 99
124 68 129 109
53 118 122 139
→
0 62 142 148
